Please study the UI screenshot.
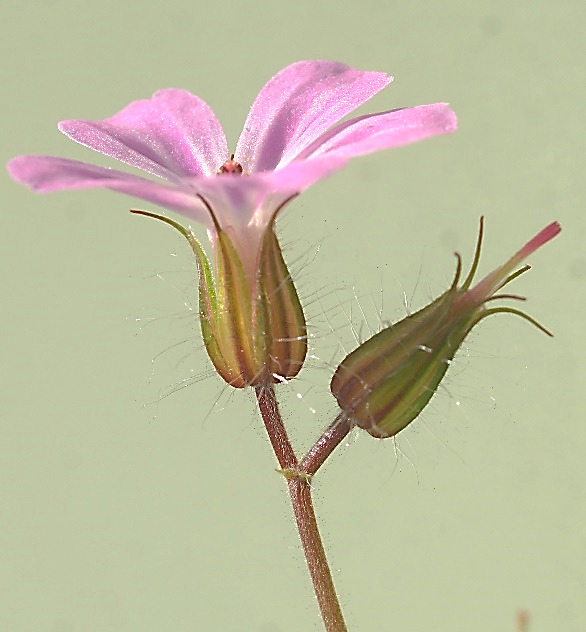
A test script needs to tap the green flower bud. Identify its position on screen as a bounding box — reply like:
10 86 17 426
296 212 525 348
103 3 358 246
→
132 202 307 388
330 218 561 438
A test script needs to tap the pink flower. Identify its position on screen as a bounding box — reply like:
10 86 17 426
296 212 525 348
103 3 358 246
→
7 60 456 276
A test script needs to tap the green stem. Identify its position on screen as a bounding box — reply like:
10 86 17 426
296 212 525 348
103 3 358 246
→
255 385 348 632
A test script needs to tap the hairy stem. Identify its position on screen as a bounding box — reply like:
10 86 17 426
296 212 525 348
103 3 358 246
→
255 384 298 471
255 385 348 632
288 477 347 632
300 415 353 476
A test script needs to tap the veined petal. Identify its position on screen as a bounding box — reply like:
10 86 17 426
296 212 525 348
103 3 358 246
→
234 60 392 173
8 152 345 246
259 154 348 198
7 155 209 221
58 89 229 181
297 103 457 161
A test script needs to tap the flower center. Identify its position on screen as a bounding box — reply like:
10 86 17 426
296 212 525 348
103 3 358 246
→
218 154 243 175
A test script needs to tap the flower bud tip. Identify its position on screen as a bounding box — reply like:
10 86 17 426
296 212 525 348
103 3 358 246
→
518 221 561 260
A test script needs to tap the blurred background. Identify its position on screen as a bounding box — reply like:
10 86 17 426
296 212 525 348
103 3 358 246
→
1 1 584 631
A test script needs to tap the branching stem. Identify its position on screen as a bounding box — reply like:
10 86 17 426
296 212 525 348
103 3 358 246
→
255 385 349 632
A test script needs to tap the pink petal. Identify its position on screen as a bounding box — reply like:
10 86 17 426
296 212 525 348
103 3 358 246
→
470 221 562 300
234 60 392 173
7 153 346 236
58 89 229 182
257 154 348 194
7 155 210 221
182 155 347 230
514 221 562 261
185 158 345 280
297 103 457 161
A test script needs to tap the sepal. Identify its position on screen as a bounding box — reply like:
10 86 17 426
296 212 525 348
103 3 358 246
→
131 208 308 388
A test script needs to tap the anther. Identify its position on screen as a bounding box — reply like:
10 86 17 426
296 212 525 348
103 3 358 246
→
218 154 244 174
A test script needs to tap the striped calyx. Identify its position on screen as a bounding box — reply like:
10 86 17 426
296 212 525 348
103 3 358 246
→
131 206 307 388
330 218 561 439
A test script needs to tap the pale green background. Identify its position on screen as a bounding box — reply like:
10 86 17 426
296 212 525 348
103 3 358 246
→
1 1 584 631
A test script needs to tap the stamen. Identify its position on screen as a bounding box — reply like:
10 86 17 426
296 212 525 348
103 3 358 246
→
218 154 244 175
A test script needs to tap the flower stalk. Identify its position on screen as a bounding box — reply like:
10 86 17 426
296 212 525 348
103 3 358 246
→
255 386 348 632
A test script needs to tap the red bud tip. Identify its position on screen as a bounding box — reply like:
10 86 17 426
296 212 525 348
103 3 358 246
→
517 221 561 260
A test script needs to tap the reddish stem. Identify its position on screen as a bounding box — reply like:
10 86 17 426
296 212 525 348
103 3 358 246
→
255 386 348 632
288 477 347 632
300 415 353 476
255 384 298 470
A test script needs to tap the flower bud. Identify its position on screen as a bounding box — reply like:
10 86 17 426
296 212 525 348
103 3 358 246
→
330 218 561 438
131 208 307 388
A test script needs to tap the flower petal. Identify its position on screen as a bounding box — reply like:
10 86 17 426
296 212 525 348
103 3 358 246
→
258 154 348 194
58 89 229 182
7 155 209 221
178 154 346 230
176 156 346 277
234 60 392 173
297 103 457 161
